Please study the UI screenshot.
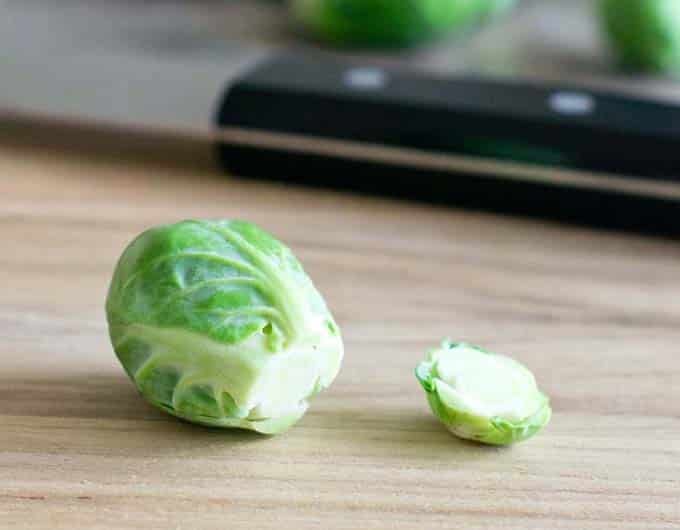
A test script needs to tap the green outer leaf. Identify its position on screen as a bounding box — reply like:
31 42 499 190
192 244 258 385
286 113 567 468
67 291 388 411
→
107 220 329 349
600 0 680 73
106 220 343 434
290 0 517 48
415 343 551 446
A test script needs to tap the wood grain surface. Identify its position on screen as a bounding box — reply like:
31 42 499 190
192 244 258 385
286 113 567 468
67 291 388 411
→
1 128 679 530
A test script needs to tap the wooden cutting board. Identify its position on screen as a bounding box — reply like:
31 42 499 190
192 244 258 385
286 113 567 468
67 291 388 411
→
1 121 679 529
1 1 680 528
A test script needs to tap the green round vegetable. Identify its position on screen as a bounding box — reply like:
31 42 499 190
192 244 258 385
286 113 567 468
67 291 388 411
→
106 220 344 434
416 340 551 445
599 0 680 73
290 0 517 48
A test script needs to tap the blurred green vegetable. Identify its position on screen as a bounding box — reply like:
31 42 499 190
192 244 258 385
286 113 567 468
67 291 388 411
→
106 220 343 434
416 340 551 445
290 0 516 48
600 0 680 73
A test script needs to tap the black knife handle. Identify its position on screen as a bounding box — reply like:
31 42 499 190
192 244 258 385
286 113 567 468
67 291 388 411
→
216 53 680 236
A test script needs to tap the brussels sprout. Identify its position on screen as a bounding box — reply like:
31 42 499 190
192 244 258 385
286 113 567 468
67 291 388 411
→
290 0 517 48
599 0 680 73
106 220 343 434
416 340 551 445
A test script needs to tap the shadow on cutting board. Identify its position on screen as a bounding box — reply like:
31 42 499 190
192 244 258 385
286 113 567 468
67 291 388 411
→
3 371 513 456
300 408 511 457
0 372 264 446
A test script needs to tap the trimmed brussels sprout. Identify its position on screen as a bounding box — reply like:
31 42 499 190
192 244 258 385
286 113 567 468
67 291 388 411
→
290 0 517 48
106 220 343 434
416 341 551 445
599 0 680 73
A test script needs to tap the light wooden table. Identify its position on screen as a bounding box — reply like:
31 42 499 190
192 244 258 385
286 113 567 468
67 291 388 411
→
1 124 679 529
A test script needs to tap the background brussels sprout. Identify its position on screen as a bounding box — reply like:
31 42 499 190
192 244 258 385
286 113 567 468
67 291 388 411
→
599 0 680 73
290 0 517 48
106 220 344 434
416 341 550 445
